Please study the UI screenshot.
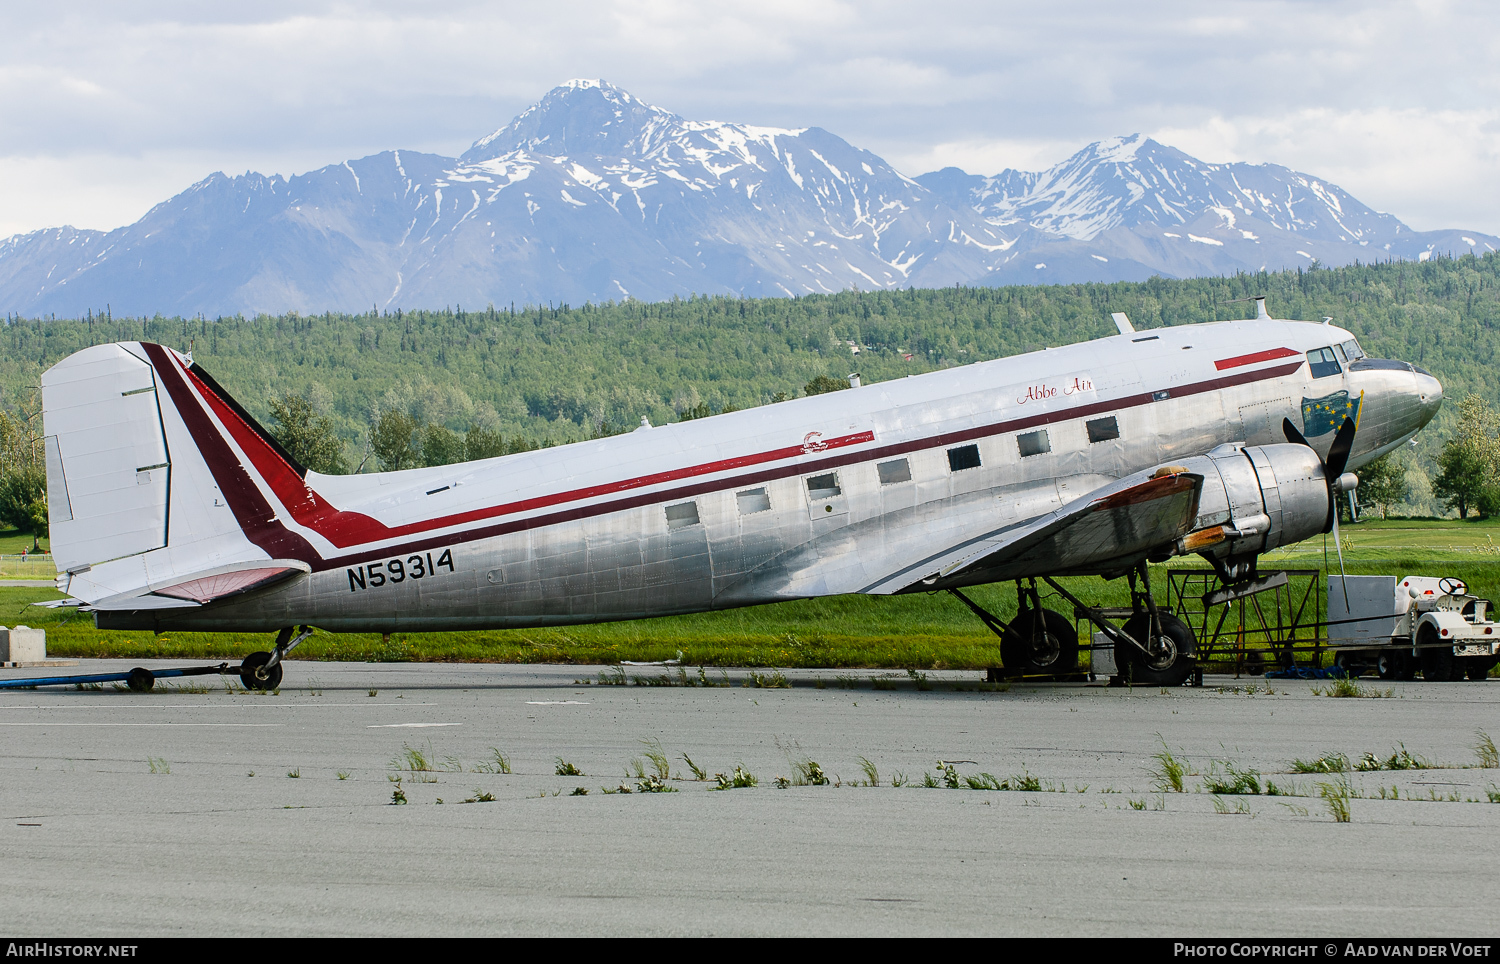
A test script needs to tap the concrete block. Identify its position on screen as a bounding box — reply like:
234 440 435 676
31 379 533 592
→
0 626 46 662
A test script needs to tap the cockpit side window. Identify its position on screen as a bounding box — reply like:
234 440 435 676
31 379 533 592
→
1307 347 1342 378
1339 339 1365 362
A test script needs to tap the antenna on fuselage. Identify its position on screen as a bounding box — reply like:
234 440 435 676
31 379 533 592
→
1256 296 1271 320
1110 312 1135 335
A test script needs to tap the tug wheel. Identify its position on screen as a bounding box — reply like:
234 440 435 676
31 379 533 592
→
239 652 282 691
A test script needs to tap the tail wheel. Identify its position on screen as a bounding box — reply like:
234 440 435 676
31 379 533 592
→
1117 612 1196 687
239 651 283 691
1000 608 1078 676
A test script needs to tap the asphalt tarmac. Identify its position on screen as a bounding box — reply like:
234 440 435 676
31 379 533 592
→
1 659 1497 937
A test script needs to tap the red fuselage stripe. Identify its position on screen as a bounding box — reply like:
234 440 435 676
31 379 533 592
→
1215 347 1301 371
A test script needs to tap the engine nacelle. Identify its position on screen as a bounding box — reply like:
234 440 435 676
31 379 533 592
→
1173 443 1331 569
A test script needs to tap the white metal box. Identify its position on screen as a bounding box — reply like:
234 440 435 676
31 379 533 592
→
1326 575 1400 646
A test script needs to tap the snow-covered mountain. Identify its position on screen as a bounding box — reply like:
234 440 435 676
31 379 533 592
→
1 83 1494 317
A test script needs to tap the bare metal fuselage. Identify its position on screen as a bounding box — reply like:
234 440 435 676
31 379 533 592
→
64 317 1439 634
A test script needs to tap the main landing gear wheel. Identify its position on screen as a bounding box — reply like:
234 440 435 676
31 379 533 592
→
126 667 155 692
240 651 283 691
1000 608 1078 677
1117 612 1196 687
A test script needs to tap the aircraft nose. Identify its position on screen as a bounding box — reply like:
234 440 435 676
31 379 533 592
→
1415 367 1443 426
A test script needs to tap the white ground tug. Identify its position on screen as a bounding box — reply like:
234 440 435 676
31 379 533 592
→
1328 575 1500 681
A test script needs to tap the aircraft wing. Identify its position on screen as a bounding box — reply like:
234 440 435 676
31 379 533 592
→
862 469 1203 595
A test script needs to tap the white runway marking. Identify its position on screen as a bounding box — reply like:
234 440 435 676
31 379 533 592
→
366 722 462 728
525 700 590 705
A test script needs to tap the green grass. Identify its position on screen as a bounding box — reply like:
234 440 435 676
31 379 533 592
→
8 519 1500 668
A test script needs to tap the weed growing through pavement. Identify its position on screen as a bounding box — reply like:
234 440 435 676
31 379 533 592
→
637 739 671 782
1129 798 1147 810
1317 770 1353 823
1474 730 1498 769
1312 679 1393 698
907 669 932 691
337 771 350 780
710 765 757 790
857 756 880 787
287 768 300 779
1212 796 1253 815
391 742 458 782
555 758 583 776
889 771 907 788
835 675 860 689
1150 737 1189 792
598 666 627 686
571 787 589 796
368 689 378 697
147 757 170 774
1203 762 1261 795
745 670 790 689
472 749 511 775
871 676 897 691
1355 745 1431 771
1485 786 1500 804
459 790 495 804
1291 752 1349 774
776 738 829 786
681 753 708 781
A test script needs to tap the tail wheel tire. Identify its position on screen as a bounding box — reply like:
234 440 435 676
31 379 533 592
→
1000 608 1078 676
1117 612 1196 687
240 651 283 691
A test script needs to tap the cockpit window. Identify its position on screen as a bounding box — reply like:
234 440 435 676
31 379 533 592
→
1339 339 1365 362
1307 347 1342 378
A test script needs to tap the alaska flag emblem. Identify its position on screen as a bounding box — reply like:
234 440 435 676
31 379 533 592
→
1301 390 1362 437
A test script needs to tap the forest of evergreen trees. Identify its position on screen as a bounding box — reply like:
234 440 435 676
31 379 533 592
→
4 253 1498 513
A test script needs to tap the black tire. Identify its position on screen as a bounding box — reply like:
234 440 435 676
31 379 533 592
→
126 667 155 692
239 651 283 691
1376 650 1415 681
1000 607 1079 677
1465 656 1497 681
1333 651 1363 679
1417 628 1458 681
1117 612 1196 687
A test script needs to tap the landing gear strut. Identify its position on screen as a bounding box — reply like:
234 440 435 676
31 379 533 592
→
950 580 1079 680
1039 562 1198 687
240 626 313 691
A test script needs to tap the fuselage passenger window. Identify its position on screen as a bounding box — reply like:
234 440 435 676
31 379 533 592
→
1086 416 1120 443
1017 430 1050 458
665 501 700 529
806 473 841 500
947 445 981 472
877 458 912 484
1307 347 1342 378
736 488 771 514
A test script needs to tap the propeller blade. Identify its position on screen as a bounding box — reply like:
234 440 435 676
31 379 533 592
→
1282 417 1309 448
1325 416 1357 480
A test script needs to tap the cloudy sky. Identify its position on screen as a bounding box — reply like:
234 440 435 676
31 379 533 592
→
2 0 1496 239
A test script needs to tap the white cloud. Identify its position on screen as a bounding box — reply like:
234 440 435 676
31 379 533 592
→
1 1 1498 234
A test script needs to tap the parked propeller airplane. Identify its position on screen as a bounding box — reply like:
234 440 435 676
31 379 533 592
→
39 298 1440 689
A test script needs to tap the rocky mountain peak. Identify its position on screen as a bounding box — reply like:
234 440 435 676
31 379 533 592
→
462 79 681 163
